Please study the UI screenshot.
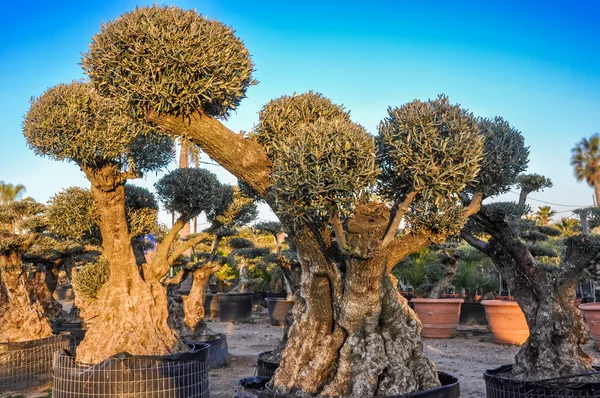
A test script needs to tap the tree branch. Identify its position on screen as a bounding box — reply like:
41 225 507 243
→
382 191 418 248
329 209 347 252
559 235 600 286
463 192 483 218
148 111 273 196
170 232 212 265
385 231 435 273
460 230 489 254
20 233 40 252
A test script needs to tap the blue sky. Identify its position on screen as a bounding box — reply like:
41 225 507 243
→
1 1 599 224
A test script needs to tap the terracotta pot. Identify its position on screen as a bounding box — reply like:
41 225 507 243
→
578 303 600 343
574 298 582 308
410 298 464 338
481 300 529 345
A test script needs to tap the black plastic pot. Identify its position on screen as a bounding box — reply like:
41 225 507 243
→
484 364 600 397
0 334 69 392
235 373 459 398
53 342 210 397
184 334 228 369
204 293 220 318
266 298 294 326
459 302 487 325
218 292 254 322
256 351 279 377
253 292 266 306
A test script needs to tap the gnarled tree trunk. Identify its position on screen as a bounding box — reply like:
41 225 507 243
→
76 181 184 364
0 253 53 341
273 235 439 397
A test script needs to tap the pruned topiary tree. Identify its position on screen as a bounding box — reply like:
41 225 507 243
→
22 80 181 364
515 173 553 206
460 117 600 381
79 6 492 393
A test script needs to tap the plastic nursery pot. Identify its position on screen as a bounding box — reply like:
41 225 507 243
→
256 351 279 378
484 364 600 398
204 293 220 318
458 302 487 326
410 298 464 338
265 298 294 326
579 303 600 343
481 300 529 345
184 333 229 369
53 342 210 398
0 334 69 393
235 373 460 398
218 292 254 322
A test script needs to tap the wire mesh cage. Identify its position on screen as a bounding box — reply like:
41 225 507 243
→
184 334 228 369
52 342 210 398
0 334 69 392
484 365 600 398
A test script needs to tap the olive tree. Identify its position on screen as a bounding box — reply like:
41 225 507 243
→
22 81 181 364
0 199 53 341
460 118 600 381
80 6 491 394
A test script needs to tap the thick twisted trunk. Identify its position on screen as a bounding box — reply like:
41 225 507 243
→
76 182 183 364
0 253 53 341
486 239 591 380
273 236 438 397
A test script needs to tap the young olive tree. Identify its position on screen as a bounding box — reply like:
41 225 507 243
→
460 118 600 381
81 6 489 394
22 81 181 364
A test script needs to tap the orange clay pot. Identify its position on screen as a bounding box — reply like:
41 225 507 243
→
574 298 582 308
579 303 600 343
410 298 464 338
482 300 529 345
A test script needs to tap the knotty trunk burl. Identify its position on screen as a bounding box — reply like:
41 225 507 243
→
75 178 183 364
0 252 53 342
273 232 439 397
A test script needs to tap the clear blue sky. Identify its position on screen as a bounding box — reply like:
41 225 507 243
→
1 1 599 224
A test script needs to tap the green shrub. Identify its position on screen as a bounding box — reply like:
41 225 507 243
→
72 257 110 301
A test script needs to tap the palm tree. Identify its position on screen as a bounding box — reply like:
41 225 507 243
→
0 182 26 204
534 205 556 226
555 217 580 237
571 133 600 206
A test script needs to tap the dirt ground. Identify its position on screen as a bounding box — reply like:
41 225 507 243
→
5 305 600 398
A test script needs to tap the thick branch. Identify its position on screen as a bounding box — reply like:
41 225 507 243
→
559 236 600 286
385 231 435 273
382 191 418 248
169 232 211 266
463 192 483 217
20 233 40 252
329 210 347 252
460 230 489 254
149 111 272 196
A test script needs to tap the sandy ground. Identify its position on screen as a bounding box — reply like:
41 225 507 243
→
5 305 600 398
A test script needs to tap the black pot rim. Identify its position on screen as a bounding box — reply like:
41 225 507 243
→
217 292 254 296
257 351 279 371
484 364 600 389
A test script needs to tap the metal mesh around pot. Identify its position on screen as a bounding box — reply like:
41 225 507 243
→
256 351 279 378
52 343 210 397
484 365 600 398
0 334 69 393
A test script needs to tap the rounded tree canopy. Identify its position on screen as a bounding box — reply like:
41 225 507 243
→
515 173 553 194
23 81 173 176
378 95 483 204
254 92 352 159
0 198 46 254
47 187 100 244
469 117 529 198
155 167 222 220
82 5 256 119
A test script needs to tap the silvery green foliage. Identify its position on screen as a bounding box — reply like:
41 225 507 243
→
253 221 283 235
378 95 483 205
82 5 256 119
125 185 159 211
155 168 222 220
0 198 46 255
47 187 100 244
469 117 530 197
515 173 553 194
72 256 109 301
23 81 173 174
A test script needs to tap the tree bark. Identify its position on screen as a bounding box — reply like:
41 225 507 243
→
75 179 184 364
0 252 53 341
272 234 439 397
464 216 596 380
518 188 530 207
